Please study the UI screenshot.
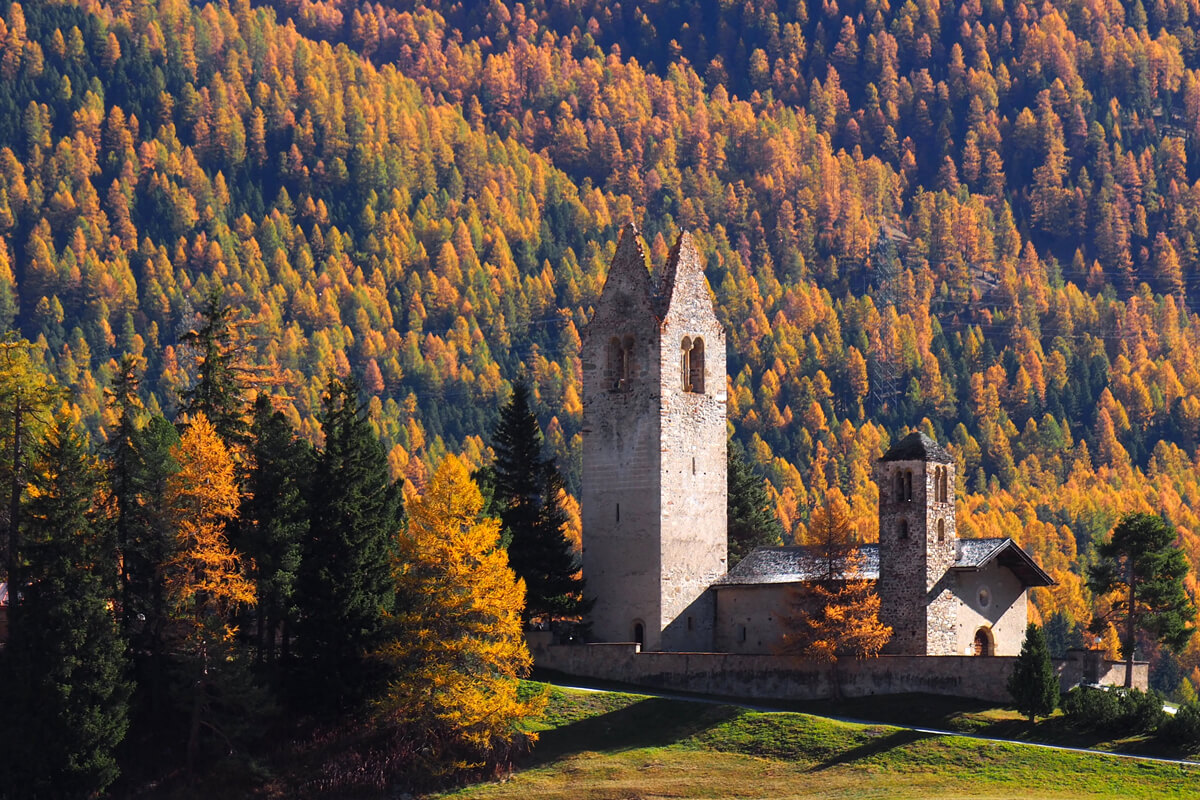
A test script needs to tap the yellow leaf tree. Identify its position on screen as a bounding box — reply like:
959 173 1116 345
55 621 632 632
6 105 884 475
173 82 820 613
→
781 497 891 698
163 412 255 770
379 453 542 776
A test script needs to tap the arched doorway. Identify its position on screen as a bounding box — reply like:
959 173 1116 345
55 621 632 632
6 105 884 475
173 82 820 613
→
973 627 993 656
633 621 645 648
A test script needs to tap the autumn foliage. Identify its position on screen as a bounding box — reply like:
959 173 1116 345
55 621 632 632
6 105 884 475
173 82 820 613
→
380 454 541 774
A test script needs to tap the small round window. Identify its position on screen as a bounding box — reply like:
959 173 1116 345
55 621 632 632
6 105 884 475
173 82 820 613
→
977 587 991 608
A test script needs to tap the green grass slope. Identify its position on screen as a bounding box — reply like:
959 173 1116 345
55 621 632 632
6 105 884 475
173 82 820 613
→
438 685 1200 800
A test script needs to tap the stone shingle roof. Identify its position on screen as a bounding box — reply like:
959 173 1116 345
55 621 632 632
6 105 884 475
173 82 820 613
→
952 536 1055 587
879 431 953 464
714 545 880 586
715 536 1055 588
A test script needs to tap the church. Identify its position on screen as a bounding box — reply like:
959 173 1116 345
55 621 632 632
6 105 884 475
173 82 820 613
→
579 224 1054 659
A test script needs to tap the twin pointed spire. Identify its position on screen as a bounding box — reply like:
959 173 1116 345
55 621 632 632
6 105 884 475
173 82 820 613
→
606 223 707 318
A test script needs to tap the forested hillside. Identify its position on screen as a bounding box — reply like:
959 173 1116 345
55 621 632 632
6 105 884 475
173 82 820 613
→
3 0 1200 686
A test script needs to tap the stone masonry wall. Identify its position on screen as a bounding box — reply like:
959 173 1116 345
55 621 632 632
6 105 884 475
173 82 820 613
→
877 459 928 654
656 232 727 651
581 227 664 648
926 460 958 655
528 634 1149 703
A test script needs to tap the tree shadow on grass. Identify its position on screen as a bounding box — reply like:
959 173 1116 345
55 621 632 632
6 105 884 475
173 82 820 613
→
528 698 743 766
809 728 935 772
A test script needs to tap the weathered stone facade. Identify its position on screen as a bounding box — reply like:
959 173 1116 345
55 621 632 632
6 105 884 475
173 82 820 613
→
581 225 727 652
876 437 959 655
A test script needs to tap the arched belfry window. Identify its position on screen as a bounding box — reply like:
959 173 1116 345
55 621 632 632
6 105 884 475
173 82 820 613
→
893 471 903 503
934 466 949 502
904 470 913 502
681 336 705 393
608 335 634 391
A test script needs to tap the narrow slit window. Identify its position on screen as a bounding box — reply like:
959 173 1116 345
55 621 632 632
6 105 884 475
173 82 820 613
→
899 519 909 539
680 336 692 391
616 503 620 523
938 518 945 542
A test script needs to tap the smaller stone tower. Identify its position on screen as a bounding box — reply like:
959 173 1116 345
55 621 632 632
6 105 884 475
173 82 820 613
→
875 432 958 655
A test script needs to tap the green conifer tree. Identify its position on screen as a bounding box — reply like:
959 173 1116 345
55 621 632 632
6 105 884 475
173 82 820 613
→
180 288 248 449
727 440 784 565
243 395 310 669
1 419 130 797
1088 512 1197 688
1008 623 1059 723
490 381 583 621
297 377 401 708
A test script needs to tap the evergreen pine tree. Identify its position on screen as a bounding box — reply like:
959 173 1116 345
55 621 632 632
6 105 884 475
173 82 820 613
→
490 381 583 621
180 288 249 449
297 377 401 708
727 440 784 565
243 395 310 669
1008 623 1059 723
0 420 131 797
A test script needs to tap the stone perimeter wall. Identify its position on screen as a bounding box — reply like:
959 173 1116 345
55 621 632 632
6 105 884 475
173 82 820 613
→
528 633 1147 704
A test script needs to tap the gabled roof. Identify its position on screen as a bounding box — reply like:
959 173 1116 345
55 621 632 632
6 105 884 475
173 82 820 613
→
714 545 880 586
953 537 1055 587
713 536 1054 589
880 431 953 464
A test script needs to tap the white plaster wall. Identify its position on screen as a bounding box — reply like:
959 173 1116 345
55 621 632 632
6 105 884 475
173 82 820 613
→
953 562 1029 656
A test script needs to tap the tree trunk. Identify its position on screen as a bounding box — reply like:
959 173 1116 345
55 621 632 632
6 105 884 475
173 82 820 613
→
1125 558 1136 689
187 641 207 773
829 659 842 701
5 397 21 584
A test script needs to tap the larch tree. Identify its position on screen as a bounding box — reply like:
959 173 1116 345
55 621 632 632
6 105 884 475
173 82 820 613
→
0 419 130 798
1008 623 1058 723
380 454 542 776
0 336 60 586
780 494 891 698
802 489 858 581
298 377 401 709
727 439 784 566
1087 512 1196 688
489 381 583 621
163 412 255 771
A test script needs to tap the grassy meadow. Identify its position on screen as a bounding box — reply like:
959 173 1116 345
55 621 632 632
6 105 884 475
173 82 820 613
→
437 685 1200 800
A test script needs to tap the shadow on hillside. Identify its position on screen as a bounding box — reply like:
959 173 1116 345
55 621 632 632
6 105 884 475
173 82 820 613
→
809 728 934 772
528 698 741 766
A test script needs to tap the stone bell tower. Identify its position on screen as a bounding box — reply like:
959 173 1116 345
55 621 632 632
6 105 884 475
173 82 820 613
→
876 432 958 655
580 224 727 652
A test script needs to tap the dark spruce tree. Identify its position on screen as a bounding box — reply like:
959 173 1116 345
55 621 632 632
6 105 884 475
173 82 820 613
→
0 420 130 798
180 288 249 449
297 377 401 709
243 395 311 671
727 439 784 565
1007 623 1059 724
490 381 583 622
